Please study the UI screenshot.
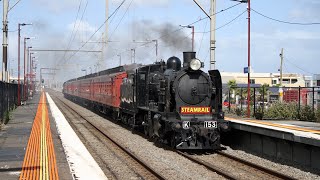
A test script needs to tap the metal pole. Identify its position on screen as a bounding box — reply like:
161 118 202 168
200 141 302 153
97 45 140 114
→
17 24 21 105
280 48 284 86
210 0 216 70
2 0 8 82
154 40 158 62
191 26 194 52
253 87 256 115
313 87 315 113
298 86 301 118
228 89 231 112
247 0 251 118
262 86 265 114
131 49 135 63
240 88 243 111
23 38 27 101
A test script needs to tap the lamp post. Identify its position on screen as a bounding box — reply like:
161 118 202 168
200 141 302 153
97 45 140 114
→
152 40 158 62
180 25 194 51
117 54 121 66
89 67 92 74
131 48 135 63
30 56 37 95
28 52 34 98
81 69 87 75
17 23 32 105
27 46 32 87
23 37 30 100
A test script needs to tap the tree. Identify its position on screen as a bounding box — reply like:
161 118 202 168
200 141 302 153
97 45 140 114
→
227 79 237 90
258 83 269 101
227 80 237 103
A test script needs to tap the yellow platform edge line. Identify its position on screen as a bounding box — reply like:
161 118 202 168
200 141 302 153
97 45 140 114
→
225 116 320 135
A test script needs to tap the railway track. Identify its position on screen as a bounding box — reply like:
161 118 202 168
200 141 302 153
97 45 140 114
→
50 91 296 180
53 94 166 180
177 150 297 180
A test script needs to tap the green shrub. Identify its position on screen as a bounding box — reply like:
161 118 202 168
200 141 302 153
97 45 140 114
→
4 110 12 124
316 107 320 122
254 107 264 120
299 105 315 121
235 108 243 116
264 102 298 120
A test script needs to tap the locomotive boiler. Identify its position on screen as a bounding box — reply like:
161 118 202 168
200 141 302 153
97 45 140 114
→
63 52 229 150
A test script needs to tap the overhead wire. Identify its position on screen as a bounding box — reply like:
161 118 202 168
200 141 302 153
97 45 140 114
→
108 0 134 41
8 0 22 12
59 0 84 66
251 8 320 25
103 2 243 62
204 10 247 33
197 18 208 53
64 0 127 63
284 57 315 75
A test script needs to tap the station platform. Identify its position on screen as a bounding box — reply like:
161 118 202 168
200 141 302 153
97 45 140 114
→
225 116 320 145
0 91 71 180
224 116 320 170
0 90 109 179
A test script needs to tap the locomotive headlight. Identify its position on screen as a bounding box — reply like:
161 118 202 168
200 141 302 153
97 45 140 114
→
190 58 201 71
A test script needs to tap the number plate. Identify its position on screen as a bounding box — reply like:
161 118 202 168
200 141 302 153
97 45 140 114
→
204 121 217 129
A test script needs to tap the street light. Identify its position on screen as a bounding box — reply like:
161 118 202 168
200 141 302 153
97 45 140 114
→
117 54 121 66
89 67 92 74
180 25 195 52
17 23 32 105
23 37 31 100
81 68 87 75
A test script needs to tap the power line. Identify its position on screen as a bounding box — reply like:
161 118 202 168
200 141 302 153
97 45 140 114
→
108 0 133 42
59 0 84 65
82 2 243 66
8 0 22 12
204 10 247 33
197 19 208 53
65 0 127 63
251 8 320 25
66 0 89 58
285 57 315 75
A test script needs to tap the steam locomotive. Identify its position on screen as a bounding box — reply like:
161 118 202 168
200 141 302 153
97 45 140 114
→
63 52 229 149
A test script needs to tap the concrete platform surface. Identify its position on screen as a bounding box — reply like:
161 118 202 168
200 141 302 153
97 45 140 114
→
0 92 72 180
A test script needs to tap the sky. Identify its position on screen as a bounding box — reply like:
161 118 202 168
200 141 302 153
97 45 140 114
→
3 0 320 83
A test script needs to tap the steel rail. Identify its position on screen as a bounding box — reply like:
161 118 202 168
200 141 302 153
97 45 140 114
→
176 151 238 180
54 95 166 180
216 151 297 180
176 150 297 180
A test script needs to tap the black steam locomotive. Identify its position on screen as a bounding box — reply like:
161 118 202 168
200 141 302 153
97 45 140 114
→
63 52 228 149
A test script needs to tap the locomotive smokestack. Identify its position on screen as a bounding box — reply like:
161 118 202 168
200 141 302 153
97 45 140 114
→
183 52 196 68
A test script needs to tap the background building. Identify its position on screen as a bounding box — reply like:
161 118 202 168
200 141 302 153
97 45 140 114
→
221 72 310 87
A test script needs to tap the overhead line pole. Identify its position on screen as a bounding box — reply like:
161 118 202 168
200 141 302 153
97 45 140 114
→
193 0 216 70
246 0 251 118
2 0 8 82
210 0 216 70
280 48 284 86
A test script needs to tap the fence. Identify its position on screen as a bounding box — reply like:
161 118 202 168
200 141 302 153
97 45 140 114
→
0 82 24 123
223 86 320 119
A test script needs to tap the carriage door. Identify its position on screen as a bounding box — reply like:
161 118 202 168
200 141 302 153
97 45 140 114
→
137 70 147 107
